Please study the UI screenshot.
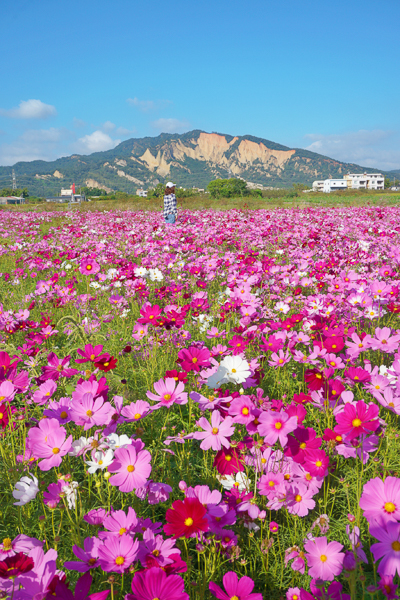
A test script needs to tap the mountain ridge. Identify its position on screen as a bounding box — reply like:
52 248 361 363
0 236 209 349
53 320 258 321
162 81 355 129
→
0 130 390 196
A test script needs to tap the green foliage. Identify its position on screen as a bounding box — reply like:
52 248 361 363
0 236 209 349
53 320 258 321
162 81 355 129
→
207 178 248 198
0 187 29 197
80 186 108 196
147 183 165 198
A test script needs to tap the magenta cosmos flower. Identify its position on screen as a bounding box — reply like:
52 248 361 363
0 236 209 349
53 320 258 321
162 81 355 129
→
76 343 109 364
177 346 211 372
209 571 263 600
27 418 72 471
97 533 139 573
359 477 400 525
193 410 235 451
258 409 298 447
127 567 189 600
70 392 112 430
304 536 344 581
79 258 100 276
108 445 152 492
335 400 379 441
146 378 188 409
370 522 400 577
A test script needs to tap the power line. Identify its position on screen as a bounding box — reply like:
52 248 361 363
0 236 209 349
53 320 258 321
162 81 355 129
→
12 169 17 190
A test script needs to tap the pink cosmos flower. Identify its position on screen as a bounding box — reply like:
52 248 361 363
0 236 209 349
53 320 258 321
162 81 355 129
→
138 529 181 568
70 392 112 430
41 352 78 381
137 303 162 325
370 522 400 577
64 537 101 572
83 508 107 526
100 507 138 538
97 533 139 573
285 427 322 463
304 536 344 581
121 400 151 422
335 400 379 440
0 534 42 560
209 571 262 600
257 472 286 499
147 481 173 505
193 410 235 451
27 418 72 471
44 397 72 424
177 346 211 372
132 322 149 340
303 449 329 477
32 380 57 405
371 327 400 353
268 349 291 368
76 343 109 364
258 409 298 447
127 567 189 600
108 444 152 493
79 258 100 276
359 477 400 525
378 575 398 599
228 396 256 425
146 378 188 409
286 483 316 517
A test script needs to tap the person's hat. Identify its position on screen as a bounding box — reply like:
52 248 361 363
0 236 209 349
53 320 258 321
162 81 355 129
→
166 182 176 188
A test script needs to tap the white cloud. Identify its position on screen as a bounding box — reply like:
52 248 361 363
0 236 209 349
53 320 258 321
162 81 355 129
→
75 130 121 154
151 118 190 134
0 128 71 165
127 97 172 112
304 129 400 171
0 99 57 119
73 117 86 128
102 121 116 133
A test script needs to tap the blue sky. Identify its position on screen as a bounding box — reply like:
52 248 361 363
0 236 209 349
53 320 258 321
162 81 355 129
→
1 0 400 171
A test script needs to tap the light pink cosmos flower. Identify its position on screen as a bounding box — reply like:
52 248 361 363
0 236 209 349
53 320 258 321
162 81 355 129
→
146 378 188 409
121 400 151 422
100 507 138 538
138 528 181 568
371 327 400 353
193 410 235 451
32 380 57 405
268 350 291 368
27 418 72 471
370 522 400 577
70 392 112 430
0 534 43 560
304 536 344 581
41 352 78 381
97 533 139 573
359 477 400 525
258 409 298 447
228 396 256 425
108 445 152 493
0 381 16 403
286 483 316 517
64 537 101 572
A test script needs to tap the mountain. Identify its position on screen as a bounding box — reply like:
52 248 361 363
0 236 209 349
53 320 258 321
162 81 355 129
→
0 130 391 196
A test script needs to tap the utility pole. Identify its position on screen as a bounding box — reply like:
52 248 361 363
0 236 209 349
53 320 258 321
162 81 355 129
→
12 169 17 190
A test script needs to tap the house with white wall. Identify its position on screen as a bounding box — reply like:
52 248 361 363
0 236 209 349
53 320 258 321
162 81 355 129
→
344 173 384 190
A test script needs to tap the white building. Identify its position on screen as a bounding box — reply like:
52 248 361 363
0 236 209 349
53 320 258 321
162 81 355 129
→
312 180 324 192
323 179 348 193
136 189 147 197
344 173 384 190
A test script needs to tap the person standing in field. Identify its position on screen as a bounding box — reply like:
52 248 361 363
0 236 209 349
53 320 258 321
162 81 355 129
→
163 182 177 225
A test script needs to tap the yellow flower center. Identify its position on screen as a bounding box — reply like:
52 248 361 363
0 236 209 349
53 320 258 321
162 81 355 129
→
192 357 198 363
352 418 362 427
225 455 232 461
2 538 12 550
315 460 322 467
127 465 135 472
60 411 68 419
212 427 219 435
392 541 400 551
0 413 3 419
88 558 96 565
98 460 103 465
134 413 141 420
184 517 194 527
306 473 312 481
86 410 93 417
231 597 239 600
52 447 60 454
295 494 302 502
268 481 275 487
261 458 266 464
242 407 249 415
275 422 282 430
300 443 306 449
164 394 171 401
320 554 328 562
385 502 396 513
231 368 237 373
115 556 124 565
119 528 127 535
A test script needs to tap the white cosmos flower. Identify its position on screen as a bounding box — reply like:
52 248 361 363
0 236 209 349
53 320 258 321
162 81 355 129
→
217 472 251 492
86 449 114 474
63 481 79 509
12 475 39 506
206 366 229 389
69 436 89 457
274 301 290 314
220 356 251 384
105 433 132 449
134 267 148 278
149 268 163 282
89 282 101 289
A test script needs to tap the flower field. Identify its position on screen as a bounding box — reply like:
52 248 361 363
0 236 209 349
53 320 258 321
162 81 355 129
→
1 206 400 599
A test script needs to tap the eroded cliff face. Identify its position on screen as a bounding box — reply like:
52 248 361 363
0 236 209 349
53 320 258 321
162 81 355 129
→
137 132 296 177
